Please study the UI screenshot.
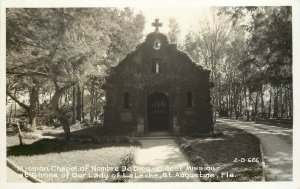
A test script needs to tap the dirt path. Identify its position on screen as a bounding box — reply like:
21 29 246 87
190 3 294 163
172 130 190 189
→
129 138 199 182
218 119 292 181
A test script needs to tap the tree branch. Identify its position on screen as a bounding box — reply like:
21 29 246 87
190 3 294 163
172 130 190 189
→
6 90 30 111
58 81 77 92
7 70 52 77
7 56 46 71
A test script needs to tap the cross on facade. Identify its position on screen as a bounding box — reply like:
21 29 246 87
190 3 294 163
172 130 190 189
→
152 18 162 32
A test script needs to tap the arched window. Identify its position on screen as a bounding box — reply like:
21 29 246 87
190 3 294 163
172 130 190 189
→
124 92 129 109
155 62 160 73
187 90 192 108
152 60 160 74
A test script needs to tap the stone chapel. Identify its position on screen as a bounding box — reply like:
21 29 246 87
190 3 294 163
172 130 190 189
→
103 19 213 135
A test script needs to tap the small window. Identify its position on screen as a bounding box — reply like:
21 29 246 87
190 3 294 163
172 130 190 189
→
152 60 160 74
187 91 192 108
155 62 160 73
124 92 129 109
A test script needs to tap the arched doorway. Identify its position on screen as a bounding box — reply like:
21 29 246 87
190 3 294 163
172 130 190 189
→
147 92 169 131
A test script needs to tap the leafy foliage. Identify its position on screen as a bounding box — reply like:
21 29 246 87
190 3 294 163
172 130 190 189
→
6 8 145 139
183 6 292 120
167 18 180 43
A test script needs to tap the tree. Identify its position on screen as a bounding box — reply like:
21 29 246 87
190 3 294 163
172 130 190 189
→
167 18 180 44
183 8 234 122
248 7 292 119
6 8 145 141
6 8 63 129
183 6 292 121
217 6 292 120
45 8 144 140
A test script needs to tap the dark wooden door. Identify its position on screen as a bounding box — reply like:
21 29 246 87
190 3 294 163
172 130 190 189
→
147 92 169 131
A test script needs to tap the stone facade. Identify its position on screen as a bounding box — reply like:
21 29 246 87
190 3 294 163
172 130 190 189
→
103 31 213 136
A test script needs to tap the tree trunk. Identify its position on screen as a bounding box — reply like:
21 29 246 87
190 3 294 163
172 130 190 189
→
28 78 40 129
273 86 279 118
243 77 248 121
51 85 72 141
260 85 264 119
9 99 13 124
280 85 284 119
219 93 222 117
279 85 283 119
239 92 243 119
76 84 82 122
234 84 239 119
13 97 17 122
289 84 293 119
65 89 69 106
90 80 95 122
254 92 258 121
17 123 23 146
229 90 233 119
213 97 217 122
81 87 85 121
268 88 272 118
284 85 288 119
59 91 63 106
226 95 229 118
72 86 76 124
95 87 98 120
248 91 252 121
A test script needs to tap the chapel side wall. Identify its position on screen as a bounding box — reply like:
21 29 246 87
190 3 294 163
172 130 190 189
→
104 83 138 134
103 86 120 132
179 70 213 134
198 71 213 132
123 86 139 134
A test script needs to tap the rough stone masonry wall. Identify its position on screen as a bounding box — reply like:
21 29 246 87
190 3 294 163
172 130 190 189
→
104 32 213 135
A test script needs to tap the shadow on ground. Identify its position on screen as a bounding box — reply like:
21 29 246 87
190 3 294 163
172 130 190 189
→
177 122 263 181
7 138 136 156
7 126 138 157
221 120 292 137
221 119 293 145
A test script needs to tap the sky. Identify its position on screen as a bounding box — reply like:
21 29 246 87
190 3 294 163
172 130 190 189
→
136 7 211 42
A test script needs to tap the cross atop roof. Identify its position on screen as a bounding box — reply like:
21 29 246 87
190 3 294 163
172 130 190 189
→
152 18 162 32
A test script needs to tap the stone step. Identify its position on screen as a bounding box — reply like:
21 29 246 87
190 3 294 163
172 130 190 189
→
145 131 171 136
132 136 174 140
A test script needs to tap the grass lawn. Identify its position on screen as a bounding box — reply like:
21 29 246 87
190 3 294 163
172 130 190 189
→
176 121 263 181
7 124 139 183
8 144 137 182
